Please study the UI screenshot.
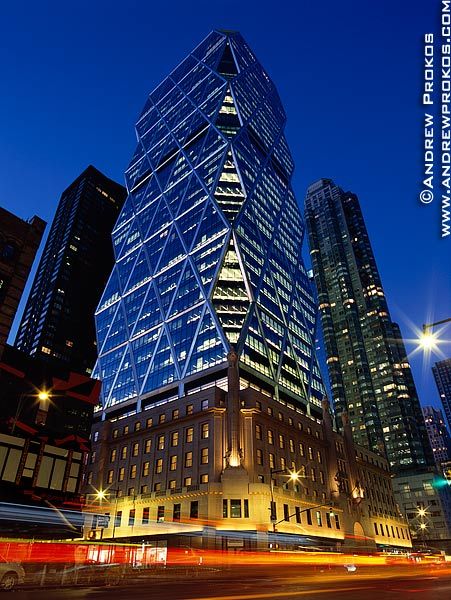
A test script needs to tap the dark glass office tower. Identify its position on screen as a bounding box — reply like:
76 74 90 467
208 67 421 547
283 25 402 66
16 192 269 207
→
94 30 325 418
15 166 126 375
433 359 451 433
305 179 432 472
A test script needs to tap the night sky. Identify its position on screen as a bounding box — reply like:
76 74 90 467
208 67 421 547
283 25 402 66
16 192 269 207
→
1 0 449 409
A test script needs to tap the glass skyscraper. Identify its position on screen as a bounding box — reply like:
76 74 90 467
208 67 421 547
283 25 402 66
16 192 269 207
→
434 358 451 434
95 30 325 418
15 166 126 375
305 179 433 472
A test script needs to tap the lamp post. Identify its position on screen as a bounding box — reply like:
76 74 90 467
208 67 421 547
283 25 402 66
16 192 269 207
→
269 468 300 532
11 389 50 434
272 503 336 531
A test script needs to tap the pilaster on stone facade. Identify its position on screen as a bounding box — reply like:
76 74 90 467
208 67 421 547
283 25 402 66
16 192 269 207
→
321 397 340 499
226 348 242 469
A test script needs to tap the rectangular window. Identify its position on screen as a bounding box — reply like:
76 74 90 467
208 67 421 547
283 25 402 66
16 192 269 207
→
169 479 176 489
316 511 322 527
295 506 301 523
374 523 378 535
230 499 241 518
159 414 166 424
141 484 148 494
107 470 113 484
308 447 314 460
132 442 139 457
279 434 285 449
319 471 325 485
184 476 192 486
244 499 249 518
134 421 141 432
171 432 179 447
269 453 275 469
145 439 152 453
326 512 332 528
299 443 305 457
190 501 199 519
317 451 322 464
112 429 119 439
115 511 122 527
154 482 161 491
142 462 150 477
157 435 165 450
186 404 194 416
201 399 209 410
280 457 286 470
123 426 129 435
267 430 274 445
146 418 153 428
201 423 209 439
173 504 181 521
289 439 295 453
306 509 312 525
256 424 262 440
110 449 117 462
155 459 163 474
186 427 193 443
128 509 135 526
185 452 193 467
223 499 228 518
335 514 340 529
157 506 165 521
172 409 179 420
283 504 290 521
118 467 125 481
256 449 263 465
130 464 137 479
200 448 209 464
170 455 177 471
121 446 127 459
142 507 150 524
128 487 135 496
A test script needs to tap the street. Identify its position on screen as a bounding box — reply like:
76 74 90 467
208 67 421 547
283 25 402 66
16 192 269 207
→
9 566 451 599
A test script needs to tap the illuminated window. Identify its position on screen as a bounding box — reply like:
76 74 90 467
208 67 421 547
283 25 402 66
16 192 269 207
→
170 455 177 471
132 443 139 457
158 435 165 450
155 459 163 474
200 448 209 464
185 452 193 468
142 462 150 477
201 423 209 439
186 427 194 443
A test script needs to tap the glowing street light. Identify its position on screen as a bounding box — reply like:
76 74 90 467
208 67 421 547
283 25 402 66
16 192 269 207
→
417 507 427 517
38 391 50 402
418 331 438 351
419 523 427 530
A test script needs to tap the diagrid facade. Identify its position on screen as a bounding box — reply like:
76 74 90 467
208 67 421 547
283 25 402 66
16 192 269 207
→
94 30 325 419
86 32 410 552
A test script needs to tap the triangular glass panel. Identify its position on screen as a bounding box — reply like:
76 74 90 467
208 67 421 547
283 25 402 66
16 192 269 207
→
162 175 190 217
113 197 135 233
171 55 197 84
145 197 171 238
146 133 170 170
126 154 151 192
123 284 148 333
193 31 226 65
157 226 186 271
167 305 203 373
108 347 137 407
164 153 191 192
135 175 162 215
117 219 142 259
218 42 238 78
155 148 179 191
123 247 152 294
191 199 229 253
154 260 184 317
142 329 177 393
259 308 284 371
95 302 118 355
97 268 121 313
167 260 203 319
145 227 170 274
98 345 127 404
116 247 140 292
131 281 163 338
176 198 207 251
112 219 133 260
131 327 161 391
214 149 245 222
215 88 241 137
240 309 273 379
185 309 227 376
198 81 228 120
212 239 250 344
192 231 229 294
196 128 227 169
183 123 209 166
100 303 129 355
196 149 227 191
230 34 257 71
175 173 208 218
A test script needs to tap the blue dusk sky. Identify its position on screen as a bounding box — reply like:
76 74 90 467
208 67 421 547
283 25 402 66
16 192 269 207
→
0 0 449 408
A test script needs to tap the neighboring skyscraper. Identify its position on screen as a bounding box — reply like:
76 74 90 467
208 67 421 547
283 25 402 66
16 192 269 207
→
423 406 451 466
304 179 432 473
85 31 411 553
433 358 451 433
15 166 126 375
94 31 325 421
0 208 45 358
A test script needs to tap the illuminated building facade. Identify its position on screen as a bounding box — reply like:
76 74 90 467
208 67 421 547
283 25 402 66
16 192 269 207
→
15 166 126 375
0 208 45 359
86 31 409 551
423 406 451 467
433 358 451 433
304 179 432 474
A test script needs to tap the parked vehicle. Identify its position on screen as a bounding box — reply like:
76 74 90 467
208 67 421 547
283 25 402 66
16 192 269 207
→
0 555 25 591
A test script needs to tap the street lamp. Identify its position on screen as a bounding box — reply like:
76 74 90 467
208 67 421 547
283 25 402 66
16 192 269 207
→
418 318 451 352
11 388 51 433
269 468 300 532
95 488 120 541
